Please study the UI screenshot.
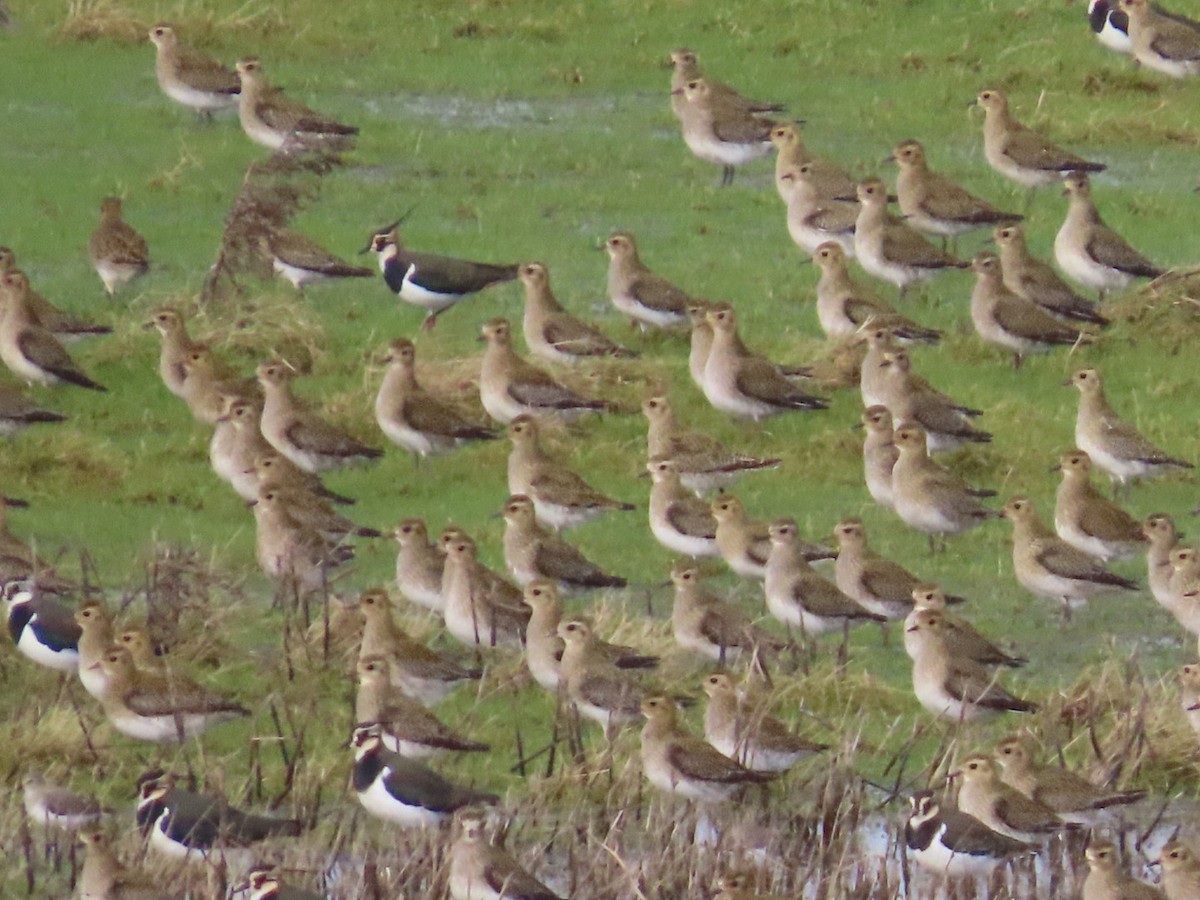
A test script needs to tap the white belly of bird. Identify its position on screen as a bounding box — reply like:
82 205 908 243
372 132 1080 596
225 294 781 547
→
911 826 1002 878
358 773 445 827
526 650 561 693
865 466 895 508
24 796 100 829
79 665 108 699
531 495 601 531
1138 48 1199 79
1016 564 1096 607
611 291 684 328
683 131 770 168
643 753 736 802
1075 431 1144 483
1055 228 1129 293
112 709 229 743
443 594 519 649
1168 599 1200 637
912 667 989 722
766 586 835 636
971 304 1027 355
815 295 857 340
650 514 717 558
854 234 930 290
672 621 724 660
93 260 143 294
241 113 287 150
1 337 57 386
162 79 237 112
893 490 959 536
787 215 855 258
395 572 446 614
399 267 461 313
703 357 771 420
378 412 441 458
272 258 324 290
986 143 1056 188
16 624 78 671
1054 516 1133 561
479 380 526 425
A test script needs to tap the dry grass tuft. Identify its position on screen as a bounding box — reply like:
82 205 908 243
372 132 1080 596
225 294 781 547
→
58 0 145 43
1106 268 1200 355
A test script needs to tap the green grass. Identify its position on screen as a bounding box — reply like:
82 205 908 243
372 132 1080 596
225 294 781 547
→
3 0 1200 895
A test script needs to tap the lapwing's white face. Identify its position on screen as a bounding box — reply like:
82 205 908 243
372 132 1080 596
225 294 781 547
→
908 793 939 826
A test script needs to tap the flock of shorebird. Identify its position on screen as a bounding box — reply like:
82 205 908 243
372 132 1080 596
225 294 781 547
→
5 1 1200 898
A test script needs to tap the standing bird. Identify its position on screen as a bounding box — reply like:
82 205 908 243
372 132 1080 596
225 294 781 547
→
393 518 446 613
1088 0 1200 55
135 775 302 863
0 271 106 390
143 307 202 399
703 305 827 420
559 618 653 734
1082 840 1166 900
441 535 530 649
669 562 784 662
953 754 1071 842
909 589 1025 669
374 337 495 463
668 48 782 121
76 601 117 696
252 487 354 591
861 406 899 508
257 360 383 472
992 734 1145 824
0 248 111 344
517 261 635 363
1068 367 1192 492
1144 513 1180 611
765 518 885 638
992 224 1109 327
258 228 372 292
904 613 1036 721
507 415 634 530
779 163 859 257
870 349 991 453
355 656 489 757
701 673 826 774
363 224 517 330
811 243 941 342
848 177 967 300
891 423 997 550
967 252 1085 369
974 89 1105 197
4 583 80 672
88 197 150 297
604 230 693 331
905 791 1035 878
479 319 609 424
1121 0 1200 77
447 810 563 900
501 494 626 594
1054 450 1148 560
673 78 775 187
23 773 108 830
772 122 856 202
888 139 1021 250
643 394 780 495
1055 172 1164 299
350 723 497 828
639 695 773 801
716 494 840 579
357 587 482 705
1001 496 1139 619
92 646 249 742
234 57 357 151
646 458 719 558
147 23 239 119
